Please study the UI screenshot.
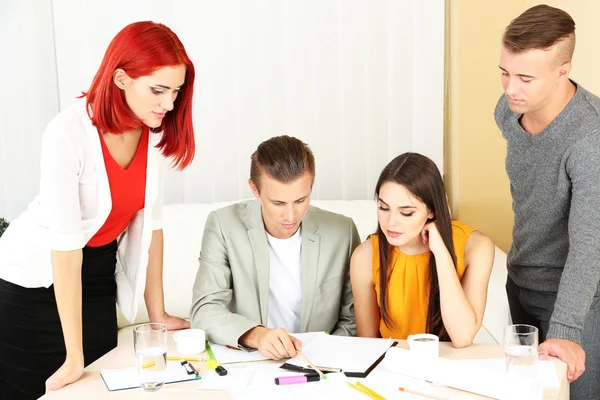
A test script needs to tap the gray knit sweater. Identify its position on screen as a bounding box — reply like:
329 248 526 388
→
495 83 600 344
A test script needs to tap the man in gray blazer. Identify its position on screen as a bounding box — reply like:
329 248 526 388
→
190 135 359 359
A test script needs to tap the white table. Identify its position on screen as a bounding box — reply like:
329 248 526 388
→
40 332 568 399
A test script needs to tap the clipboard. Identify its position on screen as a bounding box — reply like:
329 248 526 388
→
100 361 200 391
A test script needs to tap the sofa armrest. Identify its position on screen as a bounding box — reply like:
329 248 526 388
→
116 203 240 330
480 245 509 344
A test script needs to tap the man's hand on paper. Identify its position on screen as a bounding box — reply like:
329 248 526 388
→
538 338 585 382
239 326 302 360
45 356 85 392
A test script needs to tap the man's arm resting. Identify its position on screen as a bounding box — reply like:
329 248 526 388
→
331 219 360 336
547 135 600 344
189 211 259 346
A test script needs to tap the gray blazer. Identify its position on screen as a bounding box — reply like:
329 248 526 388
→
190 200 360 346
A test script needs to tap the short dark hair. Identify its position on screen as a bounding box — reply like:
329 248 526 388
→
503 4 575 65
250 135 315 191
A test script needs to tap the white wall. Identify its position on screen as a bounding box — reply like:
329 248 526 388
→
0 0 445 220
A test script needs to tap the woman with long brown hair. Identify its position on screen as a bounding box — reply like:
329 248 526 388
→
351 153 494 347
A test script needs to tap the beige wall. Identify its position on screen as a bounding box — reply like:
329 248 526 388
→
446 0 600 253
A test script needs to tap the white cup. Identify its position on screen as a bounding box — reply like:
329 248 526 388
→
173 329 206 355
407 333 439 359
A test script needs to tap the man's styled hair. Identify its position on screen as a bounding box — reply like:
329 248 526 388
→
503 4 576 66
250 135 315 191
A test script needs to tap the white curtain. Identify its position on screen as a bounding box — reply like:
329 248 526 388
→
0 1 59 220
0 0 444 220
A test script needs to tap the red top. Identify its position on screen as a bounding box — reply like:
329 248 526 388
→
87 129 148 247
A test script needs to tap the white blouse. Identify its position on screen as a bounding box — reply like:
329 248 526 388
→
0 99 166 323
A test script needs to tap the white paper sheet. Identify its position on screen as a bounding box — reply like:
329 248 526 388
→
198 365 368 400
198 363 298 390
383 347 544 400
360 364 431 399
286 335 393 375
100 361 199 391
454 358 560 388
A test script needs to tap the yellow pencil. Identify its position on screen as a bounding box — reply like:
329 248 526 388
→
348 382 382 400
356 382 385 400
167 356 204 362
141 361 156 369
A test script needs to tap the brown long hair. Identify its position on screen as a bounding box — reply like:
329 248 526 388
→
375 153 455 341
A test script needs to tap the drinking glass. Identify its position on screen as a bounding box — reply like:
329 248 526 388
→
504 324 538 380
134 323 168 392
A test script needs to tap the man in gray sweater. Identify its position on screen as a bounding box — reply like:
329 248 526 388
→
495 5 600 399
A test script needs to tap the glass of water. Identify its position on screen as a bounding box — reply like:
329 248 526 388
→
134 323 168 392
504 324 539 380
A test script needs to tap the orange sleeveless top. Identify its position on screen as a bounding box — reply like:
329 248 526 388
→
371 220 475 339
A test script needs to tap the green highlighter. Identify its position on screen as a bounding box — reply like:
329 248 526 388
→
205 343 228 376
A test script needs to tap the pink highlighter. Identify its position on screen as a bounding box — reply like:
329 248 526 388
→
274 374 321 385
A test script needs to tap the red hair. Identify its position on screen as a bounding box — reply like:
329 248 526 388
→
84 21 195 169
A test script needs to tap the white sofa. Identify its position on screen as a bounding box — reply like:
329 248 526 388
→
117 200 510 345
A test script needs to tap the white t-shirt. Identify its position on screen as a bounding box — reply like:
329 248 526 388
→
266 228 303 332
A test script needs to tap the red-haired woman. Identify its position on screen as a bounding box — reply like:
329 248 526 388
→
0 21 195 398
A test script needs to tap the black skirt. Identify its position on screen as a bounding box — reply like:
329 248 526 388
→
0 240 119 400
